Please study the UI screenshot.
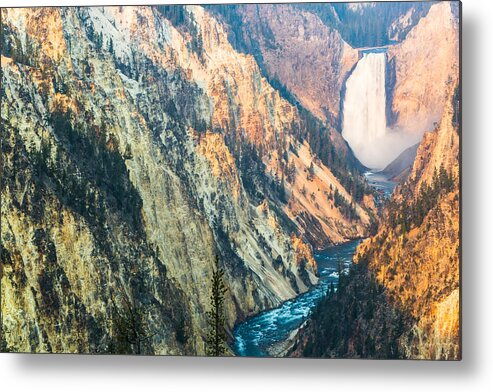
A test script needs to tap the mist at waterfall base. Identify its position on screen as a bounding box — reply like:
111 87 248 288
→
342 52 421 170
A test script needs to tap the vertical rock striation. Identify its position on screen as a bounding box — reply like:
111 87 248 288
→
388 2 459 137
289 2 460 360
1 6 371 354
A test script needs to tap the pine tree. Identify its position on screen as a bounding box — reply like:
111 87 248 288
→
307 161 315 181
337 257 346 286
327 282 335 298
279 173 287 203
287 159 296 183
108 37 114 54
206 255 228 356
123 144 133 160
110 290 154 354
0 281 9 352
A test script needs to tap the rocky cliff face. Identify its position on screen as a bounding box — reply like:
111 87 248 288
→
289 2 460 360
388 2 459 135
292 78 460 360
236 4 358 125
380 143 419 182
1 6 371 354
356 81 460 359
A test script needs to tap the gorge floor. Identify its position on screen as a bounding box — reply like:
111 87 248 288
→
232 172 396 357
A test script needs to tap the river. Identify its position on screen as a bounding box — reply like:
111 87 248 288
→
233 240 360 357
364 171 396 198
232 172 396 357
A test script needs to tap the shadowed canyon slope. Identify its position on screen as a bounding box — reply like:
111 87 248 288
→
1 6 371 354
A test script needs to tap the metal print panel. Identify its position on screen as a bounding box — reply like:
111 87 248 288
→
0 1 461 359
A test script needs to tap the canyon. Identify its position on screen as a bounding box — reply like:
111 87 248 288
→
1 2 460 359
0 5 369 354
289 1 460 359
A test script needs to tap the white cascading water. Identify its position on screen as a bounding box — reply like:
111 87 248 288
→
343 52 389 169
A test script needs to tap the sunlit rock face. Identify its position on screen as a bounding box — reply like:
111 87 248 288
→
389 2 459 138
0 5 371 354
236 4 358 124
356 84 460 359
342 2 458 171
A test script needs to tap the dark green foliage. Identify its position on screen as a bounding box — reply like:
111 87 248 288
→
263 72 300 108
0 330 11 353
237 141 268 203
20 107 148 276
278 174 288 204
110 290 155 355
387 165 455 231
452 83 461 130
225 135 288 205
369 218 379 237
203 5 252 56
297 2 433 48
295 108 371 204
155 5 186 27
0 270 9 352
333 189 358 221
93 31 104 50
294 257 409 358
42 108 143 233
307 162 315 181
206 256 228 356
132 55 210 140
286 159 296 184
1 25 39 67
108 37 114 54
156 5 204 59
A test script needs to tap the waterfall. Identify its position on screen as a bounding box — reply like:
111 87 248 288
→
343 52 388 169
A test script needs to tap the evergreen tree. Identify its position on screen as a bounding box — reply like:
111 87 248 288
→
307 161 315 181
110 290 154 354
287 159 296 183
108 37 114 54
279 173 288 203
327 282 335 298
337 257 346 286
206 255 228 356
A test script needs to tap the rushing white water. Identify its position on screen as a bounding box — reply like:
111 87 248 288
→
232 177 398 357
342 52 418 170
343 52 387 169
